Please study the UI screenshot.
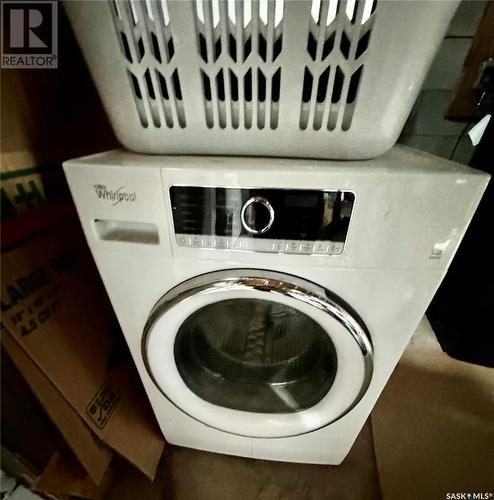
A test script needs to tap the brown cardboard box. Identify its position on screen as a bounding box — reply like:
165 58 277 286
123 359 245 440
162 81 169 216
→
1 348 60 481
1 216 166 496
0 6 159 496
35 444 114 499
1 332 113 485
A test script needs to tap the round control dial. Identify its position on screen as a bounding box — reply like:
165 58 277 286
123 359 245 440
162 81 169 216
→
240 196 275 235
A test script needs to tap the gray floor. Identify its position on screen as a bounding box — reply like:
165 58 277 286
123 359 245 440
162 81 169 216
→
106 421 380 500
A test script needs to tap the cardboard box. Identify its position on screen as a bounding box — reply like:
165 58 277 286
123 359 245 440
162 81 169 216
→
1 348 60 480
1 332 113 485
0 6 154 496
35 444 114 499
1 215 165 497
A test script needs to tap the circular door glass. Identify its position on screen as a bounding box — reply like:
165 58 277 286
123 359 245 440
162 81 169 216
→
174 298 337 413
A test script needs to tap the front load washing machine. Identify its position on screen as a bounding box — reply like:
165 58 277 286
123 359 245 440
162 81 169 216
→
64 146 488 464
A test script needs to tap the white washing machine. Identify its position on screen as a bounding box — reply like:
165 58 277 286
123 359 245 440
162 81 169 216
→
64 146 488 464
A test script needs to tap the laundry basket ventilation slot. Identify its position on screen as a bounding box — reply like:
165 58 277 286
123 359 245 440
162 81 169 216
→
300 0 377 131
108 0 377 133
195 0 284 130
110 0 186 129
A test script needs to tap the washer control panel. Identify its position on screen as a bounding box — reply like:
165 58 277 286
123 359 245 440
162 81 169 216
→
170 186 354 255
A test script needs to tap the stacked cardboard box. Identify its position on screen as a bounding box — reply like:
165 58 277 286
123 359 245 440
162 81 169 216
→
1 213 165 497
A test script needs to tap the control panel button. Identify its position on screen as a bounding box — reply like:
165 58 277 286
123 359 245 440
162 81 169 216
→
231 239 242 249
272 241 287 252
313 242 328 254
216 238 228 249
286 241 301 253
328 242 344 255
177 235 190 246
240 196 275 235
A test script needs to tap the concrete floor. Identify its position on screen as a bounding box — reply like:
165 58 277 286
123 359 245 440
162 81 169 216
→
106 421 380 500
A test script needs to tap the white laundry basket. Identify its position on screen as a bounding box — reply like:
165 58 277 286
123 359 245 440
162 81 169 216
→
64 0 458 159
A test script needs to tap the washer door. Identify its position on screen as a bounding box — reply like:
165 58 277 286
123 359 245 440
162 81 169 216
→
143 269 373 438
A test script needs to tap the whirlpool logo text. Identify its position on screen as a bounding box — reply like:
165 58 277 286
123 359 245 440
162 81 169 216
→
93 184 136 206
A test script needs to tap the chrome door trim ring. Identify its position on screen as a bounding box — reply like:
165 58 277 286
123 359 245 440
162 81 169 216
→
142 269 374 439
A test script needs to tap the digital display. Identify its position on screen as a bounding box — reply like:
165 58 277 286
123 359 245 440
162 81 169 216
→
170 186 354 254
283 192 319 208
